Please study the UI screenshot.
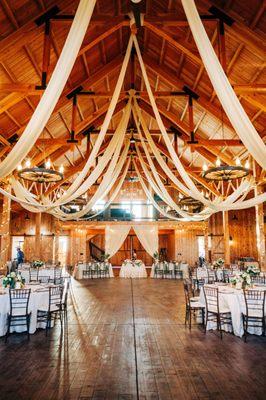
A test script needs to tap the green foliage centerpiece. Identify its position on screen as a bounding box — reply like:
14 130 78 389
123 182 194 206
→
32 260 44 268
3 272 25 289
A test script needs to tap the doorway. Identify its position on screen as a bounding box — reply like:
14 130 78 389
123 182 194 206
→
58 236 68 266
11 236 25 260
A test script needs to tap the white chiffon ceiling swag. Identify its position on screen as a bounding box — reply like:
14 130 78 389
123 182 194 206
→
0 15 264 220
181 0 266 170
0 0 97 178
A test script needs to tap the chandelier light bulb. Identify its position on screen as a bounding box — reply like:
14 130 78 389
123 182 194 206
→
17 164 22 171
245 160 250 169
202 163 208 172
59 165 64 174
215 157 221 167
45 159 51 169
56 192 61 199
179 193 184 199
25 159 31 168
235 157 241 166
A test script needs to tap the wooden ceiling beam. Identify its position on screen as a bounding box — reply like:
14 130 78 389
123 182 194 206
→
3 55 123 145
41 99 126 166
145 10 265 60
139 99 233 166
142 56 232 129
143 25 265 111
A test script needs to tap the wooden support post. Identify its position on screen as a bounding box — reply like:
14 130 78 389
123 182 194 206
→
54 219 60 264
223 211 230 265
204 222 209 262
0 185 11 268
255 186 266 270
35 212 41 259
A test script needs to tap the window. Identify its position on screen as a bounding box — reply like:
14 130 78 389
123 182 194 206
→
92 200 106 212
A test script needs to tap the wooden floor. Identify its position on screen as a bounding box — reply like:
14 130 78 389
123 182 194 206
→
0 279 266 400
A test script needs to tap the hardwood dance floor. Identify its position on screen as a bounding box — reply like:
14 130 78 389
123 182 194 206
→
0 279 265 400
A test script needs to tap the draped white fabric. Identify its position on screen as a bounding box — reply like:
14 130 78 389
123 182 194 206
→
132 38 254 210
133 225 158 257
181 0 266 170
105 225 131 259
0 0 97 178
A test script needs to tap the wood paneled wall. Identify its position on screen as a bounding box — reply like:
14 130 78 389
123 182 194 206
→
10 212 56 262
209 209 260 262
174 229 202 266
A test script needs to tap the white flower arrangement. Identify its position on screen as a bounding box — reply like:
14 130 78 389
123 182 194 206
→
213 258 224 269
230 271 251 289
32 260 44 268
246 265 260 276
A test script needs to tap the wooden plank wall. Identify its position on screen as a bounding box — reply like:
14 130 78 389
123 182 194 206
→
10 212 56 262
209 209 260 262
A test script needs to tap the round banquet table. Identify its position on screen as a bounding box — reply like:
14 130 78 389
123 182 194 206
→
120 260 147 278
0 283 53 337
199 284 266 337
19 267 58 283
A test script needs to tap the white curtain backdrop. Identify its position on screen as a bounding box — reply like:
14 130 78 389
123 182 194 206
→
181 0 266 169
133 225 158 257
0 0 97 178
105 225 131 259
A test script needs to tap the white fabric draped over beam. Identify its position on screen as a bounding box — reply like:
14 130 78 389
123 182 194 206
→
132 37 255 211
105 225 131 259
133 225 158 257
0 39 134 209
132 100 255 213
82 158 131 220
0 0 97 178
181 0 266 170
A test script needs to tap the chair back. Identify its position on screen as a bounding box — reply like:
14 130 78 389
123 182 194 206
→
203 286 219 314
183 282 193 307
39 275 50 284
251 275 265 285
9 289 31 316
243 289 266 318
48 286 63 312
207 269 216 284
54 268 62 280
29 267 39 282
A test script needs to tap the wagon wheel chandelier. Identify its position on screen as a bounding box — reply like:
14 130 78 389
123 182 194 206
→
202 159 250 182
201 18 251 182
179 196 203 212
17 159 64 183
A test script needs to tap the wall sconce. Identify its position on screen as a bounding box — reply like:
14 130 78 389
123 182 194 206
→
229 235 233 245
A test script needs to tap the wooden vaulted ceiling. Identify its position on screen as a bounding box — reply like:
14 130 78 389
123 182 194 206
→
0 0 265 209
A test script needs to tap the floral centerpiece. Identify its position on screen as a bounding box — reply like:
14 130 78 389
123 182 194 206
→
246 265 260 276
213 258 224 269
230 271 251 290
153 251 159 263
32 260 44 268
100 253 110 262
3 272 25 289
134 260 142 267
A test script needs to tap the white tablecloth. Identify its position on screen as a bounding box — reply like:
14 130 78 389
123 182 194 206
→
120 261 147 278
74 263 114 279
0 284 52 336
199 284 266 337
150 262 189 278
19 268 57 283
